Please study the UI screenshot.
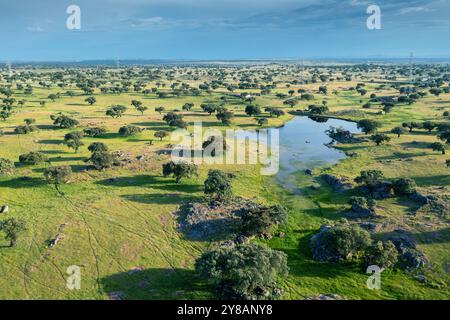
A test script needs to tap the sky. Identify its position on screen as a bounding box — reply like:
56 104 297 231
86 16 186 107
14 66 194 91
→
0 0 450 61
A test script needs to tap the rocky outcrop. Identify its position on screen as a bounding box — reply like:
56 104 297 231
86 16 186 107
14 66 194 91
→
386 229 428 270
321 174 353 192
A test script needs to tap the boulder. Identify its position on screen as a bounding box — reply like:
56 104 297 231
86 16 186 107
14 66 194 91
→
305 294 342 300
0 205 9 214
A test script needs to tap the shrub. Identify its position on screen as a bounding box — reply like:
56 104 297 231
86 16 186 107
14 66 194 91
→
106 105 127 118
0 218 27 247
357 119 381 134
83 127 106 137
87 152 116 170
0 158 15 176
310 224 371 263
154 130 169 141
118 125 142 136
354 170 384 189
241 204 288 237
162 161 198 183
204 170 233 200
51 114 79 128
64 131 84 152
370 133 391 146
43 166 72 194
363 241 398 269
19 152 48 165
14 125 36 134
88 142 108 153
392 178 416 196
195 243 288 300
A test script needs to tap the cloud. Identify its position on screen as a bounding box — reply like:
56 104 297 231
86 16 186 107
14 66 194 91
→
27 25 45 32
399 6 435 15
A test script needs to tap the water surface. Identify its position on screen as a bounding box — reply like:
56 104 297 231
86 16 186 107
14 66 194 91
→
275 116 361 191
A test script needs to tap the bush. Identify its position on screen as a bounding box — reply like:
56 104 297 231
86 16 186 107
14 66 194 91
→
19 152 48 165
118 125 142 136
310 224 371 263
88 142 108 153
392 178 416 196
348 196 376 209
51 114 79 128
0 158 15 176
241 204 287 237
162 161 198 183
0 218 27 247
43 166 72 194
87 152 116 170
14 125 36 134
204 170 233 200
363 240 398 269
357 119 381 134
83 127 106 137
195 243 288 300
354 170 384 189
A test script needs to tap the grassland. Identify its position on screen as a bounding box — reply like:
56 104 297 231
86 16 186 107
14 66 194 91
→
0 65 449 299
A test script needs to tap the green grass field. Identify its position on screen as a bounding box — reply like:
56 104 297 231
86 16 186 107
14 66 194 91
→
0 65 449 299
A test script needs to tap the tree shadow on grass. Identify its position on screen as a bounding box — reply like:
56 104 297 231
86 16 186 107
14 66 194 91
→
95 132 121 139
0 176 44 189
400 141 434 150
36 125 58 130
100 268 211 300
122 193 201 205
48 156 86 162
409 175 450 187
40 150 68 155
375 151 428 161
96 175 203 194
38 139 63 145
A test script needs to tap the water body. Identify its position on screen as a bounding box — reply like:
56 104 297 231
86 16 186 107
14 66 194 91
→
274 116 361 191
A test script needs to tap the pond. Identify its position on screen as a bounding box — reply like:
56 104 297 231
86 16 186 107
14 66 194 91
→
274 116 361 191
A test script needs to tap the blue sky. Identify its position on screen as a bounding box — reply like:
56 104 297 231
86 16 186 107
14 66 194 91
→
1 0 450 61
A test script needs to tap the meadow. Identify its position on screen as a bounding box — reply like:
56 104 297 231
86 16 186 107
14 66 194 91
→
0 64 448 299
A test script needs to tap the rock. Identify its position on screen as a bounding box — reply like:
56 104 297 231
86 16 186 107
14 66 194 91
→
305 294 342 300
386 229 428 270
344 206 377 219
175 290 185 297
321 174 353 192
409 191 431 205
261 232 272 240
128 266 144 275
398 246 428 270
0 205 9 214
387 229 417 249
48 234 63 247
359 222 382 233
277 232 286 238
108 291 124 300
367 181 394 200
234 235 250 244
305 169 313 176
414 274 427 283
220 240 235 248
